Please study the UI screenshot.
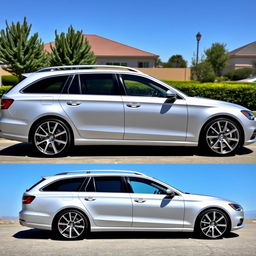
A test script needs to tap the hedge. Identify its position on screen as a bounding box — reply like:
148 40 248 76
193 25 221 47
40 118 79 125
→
1 75 19 86
164 81 256 110
0 86 12 97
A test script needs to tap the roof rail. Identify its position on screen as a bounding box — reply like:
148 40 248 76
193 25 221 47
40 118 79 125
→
37 65 142 73
55 170 145 176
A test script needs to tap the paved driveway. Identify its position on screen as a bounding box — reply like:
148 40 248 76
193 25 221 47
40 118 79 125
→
0 223 255 256
0 139 255 163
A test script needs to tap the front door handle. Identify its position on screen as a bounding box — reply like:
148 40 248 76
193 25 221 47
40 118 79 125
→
126 103 141 108
134 198 146 203
67 101 81 106
84 197 96 201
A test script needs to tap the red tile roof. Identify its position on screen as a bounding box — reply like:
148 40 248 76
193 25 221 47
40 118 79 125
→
44 34 158 58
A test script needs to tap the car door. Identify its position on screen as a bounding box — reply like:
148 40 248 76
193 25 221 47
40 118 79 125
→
128 177 184 229
120 74 188 141
79 176 132 227
59 73 124 140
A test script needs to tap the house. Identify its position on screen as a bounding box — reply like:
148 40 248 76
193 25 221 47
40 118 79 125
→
227 41 256 70
44 34 158 68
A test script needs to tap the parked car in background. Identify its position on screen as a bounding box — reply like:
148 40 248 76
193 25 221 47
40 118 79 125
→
20 170 244 240
238 75 256 82
1 65 255 156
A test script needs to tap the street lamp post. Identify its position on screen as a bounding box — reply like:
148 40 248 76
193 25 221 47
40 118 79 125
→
196 32 202 65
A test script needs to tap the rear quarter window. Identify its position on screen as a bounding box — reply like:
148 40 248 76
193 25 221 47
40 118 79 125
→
22 75 68 94
42 178 85 192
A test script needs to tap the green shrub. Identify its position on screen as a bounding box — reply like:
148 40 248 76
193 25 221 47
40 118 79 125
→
225 68 256 81
192 61 216 82
2 75 19 85
164 80 256 110
0 86 12 97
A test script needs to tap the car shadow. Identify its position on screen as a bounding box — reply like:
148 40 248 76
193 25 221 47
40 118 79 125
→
13 228 239 240
0 142 253 158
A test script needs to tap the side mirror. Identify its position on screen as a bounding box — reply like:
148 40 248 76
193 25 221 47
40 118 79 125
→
166 90 177 99
166 189 176 197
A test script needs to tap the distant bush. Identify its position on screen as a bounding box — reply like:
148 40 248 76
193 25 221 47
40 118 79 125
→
164 80 256 110
0 85 12 97
225 68 256 81
2 75 19 85
191 61 216 82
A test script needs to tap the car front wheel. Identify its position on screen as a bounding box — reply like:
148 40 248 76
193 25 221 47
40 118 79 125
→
196 208 230 239
201 118 242 155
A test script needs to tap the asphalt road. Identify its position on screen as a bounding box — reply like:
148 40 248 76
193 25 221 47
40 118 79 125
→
0 139 256 163
0 223 255 256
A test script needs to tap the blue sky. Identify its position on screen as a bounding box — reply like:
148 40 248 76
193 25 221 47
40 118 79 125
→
0 164 255 218
0 0 255 63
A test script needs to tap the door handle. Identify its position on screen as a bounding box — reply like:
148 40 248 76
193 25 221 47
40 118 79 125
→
126 103 141 108
134 198 146 203
67 101 81 106
84 197 96 201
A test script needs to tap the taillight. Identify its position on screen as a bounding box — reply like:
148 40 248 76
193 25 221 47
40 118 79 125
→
22 195 35 204
1 99 14 109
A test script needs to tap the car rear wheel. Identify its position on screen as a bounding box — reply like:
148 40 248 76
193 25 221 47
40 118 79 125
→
201 118 242 155
54 210 88 240
196 208 230 239
32 118 72 157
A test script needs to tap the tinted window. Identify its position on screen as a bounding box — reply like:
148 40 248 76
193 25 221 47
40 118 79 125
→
26 178 45 192
86 176 125 193
67 75 80 94
122 74 167 97
42 178 85 192
129 177 167 194
80 74 118 95
23 76 68 94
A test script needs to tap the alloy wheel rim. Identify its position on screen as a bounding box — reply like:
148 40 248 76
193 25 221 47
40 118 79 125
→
34 121 68 155
200 210 227 238
58 211 85 239
206 120 239 154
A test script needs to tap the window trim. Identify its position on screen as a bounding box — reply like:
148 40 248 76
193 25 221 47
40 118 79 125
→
20 74 71 94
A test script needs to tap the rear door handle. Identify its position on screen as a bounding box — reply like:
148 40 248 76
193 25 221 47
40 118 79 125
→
134 198 146 203
126 103 141 108
67 101 81 106
84 197 96 201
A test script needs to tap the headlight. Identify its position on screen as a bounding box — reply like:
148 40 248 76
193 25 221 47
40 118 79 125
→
229 203 243 211
241 110 255 120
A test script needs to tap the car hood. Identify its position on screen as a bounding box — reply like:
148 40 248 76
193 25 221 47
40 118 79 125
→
185 96 249 111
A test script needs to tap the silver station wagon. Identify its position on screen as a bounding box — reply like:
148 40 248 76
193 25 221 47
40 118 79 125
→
20 170 244 240
1 65 255 156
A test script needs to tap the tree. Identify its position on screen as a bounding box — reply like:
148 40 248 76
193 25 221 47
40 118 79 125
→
205 43 229 76
50 26 96 66
163 55 187 68
0 17 48 80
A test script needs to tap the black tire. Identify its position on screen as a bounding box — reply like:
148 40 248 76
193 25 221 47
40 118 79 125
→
195 208 230 239
200 117 243 156
31 118 72 157
53 209 88 240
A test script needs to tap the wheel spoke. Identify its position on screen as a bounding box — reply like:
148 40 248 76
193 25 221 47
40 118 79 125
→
207 135 219 139
73 213 77 222
226 138 239 142
223 121 228 132
201 221 210 224
52 122 58 133
205 214 212 222
216 224 227 227
51 142 58 154
35 132 47 137
223 139 233 150
214 226 222 235
69 227 72 238
73 227 80 236
62 215 69 223
216 216 224 223
61 225 70 234
47 122 51 133
39 126 48 135
225 128 238 136
211 139 220 149
220 141 224 153
43 141 50 153
74 225 84 229
213 211 216 221
55 139 67 145
36 139 48 146
217 121 222 133
55 131 67 137
210 126 219 135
